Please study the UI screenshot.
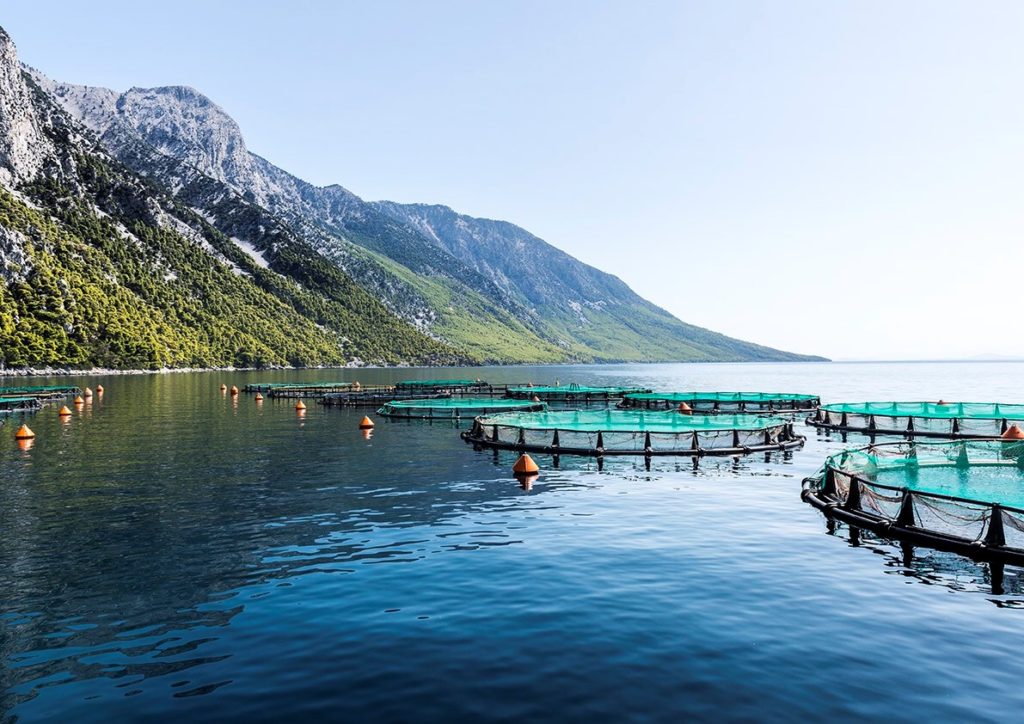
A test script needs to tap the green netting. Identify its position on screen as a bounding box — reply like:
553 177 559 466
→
395 379 482 389
820 401 1024 419
378 397 544 419
626 391 818 403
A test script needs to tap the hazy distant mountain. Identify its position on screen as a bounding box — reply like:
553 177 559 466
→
0 23 822 368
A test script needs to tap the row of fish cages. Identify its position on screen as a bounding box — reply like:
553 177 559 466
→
221 378 1024 580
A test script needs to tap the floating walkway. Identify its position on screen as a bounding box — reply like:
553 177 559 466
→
802 440 1024 565
808 401 1024 439
621 391 820 412
505 383 652 404
377 397 545 420
461 409 803 456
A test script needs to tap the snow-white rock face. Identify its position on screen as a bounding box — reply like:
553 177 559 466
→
117 86 276 204
31 75 365 225
0 224 30 282
0 28 53 187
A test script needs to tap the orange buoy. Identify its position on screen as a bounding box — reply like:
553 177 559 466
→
83 387 93 398
532 395 542 403
96 385 105 395
14 424 35 440
58 406 72 417
677 402 693 414
359 416 375 430
255 393 264 402
512 453 539 475
220 383 227 392
295 400 307 411
1003 424 1024 440
74 395 85 405
230 386 239 396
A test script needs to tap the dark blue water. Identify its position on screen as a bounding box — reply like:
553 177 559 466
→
4 362 1024 722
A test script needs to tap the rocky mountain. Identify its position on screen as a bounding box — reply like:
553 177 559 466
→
0 27 458 370
1 23 821 369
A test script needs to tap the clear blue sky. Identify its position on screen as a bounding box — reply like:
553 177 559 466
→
5 1 1023 360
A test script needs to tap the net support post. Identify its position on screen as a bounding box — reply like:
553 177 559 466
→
896 489 916 527
844 478 862 512
984 505 1006 549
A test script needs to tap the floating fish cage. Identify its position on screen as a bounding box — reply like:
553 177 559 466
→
395 379 487 391
620 391 820 412
808 401 1024 439
0 396 43 414
322 391 449 407
802 440 1024 565
504 383 652 404
461 409 803 456
377 397 545 420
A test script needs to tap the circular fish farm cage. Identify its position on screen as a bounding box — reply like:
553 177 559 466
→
808 401 1024 439
505 383 652 404
620 391 820 413
461 409 803 456
377 397 545 420
802 440 1024 565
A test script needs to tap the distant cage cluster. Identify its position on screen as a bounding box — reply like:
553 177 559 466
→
461 409 802 456
808 401 1024 438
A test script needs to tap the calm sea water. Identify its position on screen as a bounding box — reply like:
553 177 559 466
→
4 361 1024 722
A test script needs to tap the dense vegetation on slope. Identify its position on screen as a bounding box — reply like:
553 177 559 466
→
0 154 460 369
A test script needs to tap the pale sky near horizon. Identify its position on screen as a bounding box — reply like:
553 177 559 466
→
4 1 1023 361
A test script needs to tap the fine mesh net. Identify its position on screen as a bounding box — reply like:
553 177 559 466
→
622 391 819 411
467 409 796 454
378 397 544 419
812 401 1024 437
